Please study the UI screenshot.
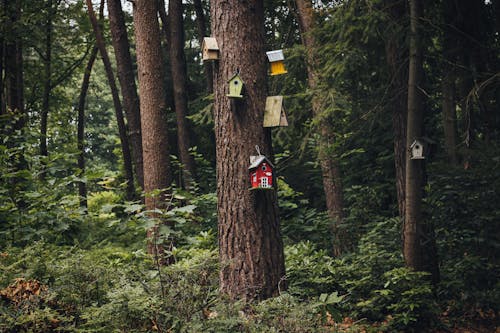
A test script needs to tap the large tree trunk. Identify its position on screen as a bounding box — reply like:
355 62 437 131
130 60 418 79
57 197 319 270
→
40 0 54 158
77 45 99 209
295 0 345 256
211 0 286 300
107 0 144 190
384 0 408 218
193 0 213 93
168 0 195 189
404 0 440 285
133 0 173 262
86 0 135 200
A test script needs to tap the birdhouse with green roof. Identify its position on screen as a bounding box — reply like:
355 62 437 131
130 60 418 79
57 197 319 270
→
227 73 244 99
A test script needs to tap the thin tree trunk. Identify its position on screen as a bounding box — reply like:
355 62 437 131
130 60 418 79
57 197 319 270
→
107 0 144 190
0 34 4 116
295 0 345 256
77 45 99 209
168 0 195 189
211 0 286 300
40 0 53 158
193 0 213 93
86 0 135 200
384 0 408 218
133 0 173 262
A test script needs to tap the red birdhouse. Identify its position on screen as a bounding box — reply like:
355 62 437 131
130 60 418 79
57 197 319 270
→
248 155 274 190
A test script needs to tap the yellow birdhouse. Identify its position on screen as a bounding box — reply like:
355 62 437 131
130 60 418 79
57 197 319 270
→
227 73 244 99
202 37 219 61
266 50 287 76
264 96 288 127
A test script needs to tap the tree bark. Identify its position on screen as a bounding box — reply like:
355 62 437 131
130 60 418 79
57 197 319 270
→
77 45 99 208
133 0 173 262
40 0 54 158
211 0 286 300
295 0 345 256
384 0 408 218
107 0 144 190
86 0 135 200
168 0 195 189
193 0 213 93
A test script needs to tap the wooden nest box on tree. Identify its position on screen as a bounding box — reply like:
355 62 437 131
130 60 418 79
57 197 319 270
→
202 37 219 61
264 96 288 127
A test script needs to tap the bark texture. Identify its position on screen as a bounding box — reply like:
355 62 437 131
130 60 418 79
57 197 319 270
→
211 0 286 299
77 45 99 208
384 0 408 218
86 0 135 200
108 0 144 189
169 0 195 189
295 0 345 256
40 0 53 158
133 0 173 260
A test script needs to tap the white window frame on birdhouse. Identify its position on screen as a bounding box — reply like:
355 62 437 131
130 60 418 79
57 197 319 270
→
261 177 269 188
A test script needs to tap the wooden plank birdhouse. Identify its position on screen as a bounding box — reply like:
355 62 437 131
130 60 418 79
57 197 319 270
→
201 37 219 61
227 73 244 99
264 96 288 127
410 139 425 160
266 49 287 76
249 155 274 190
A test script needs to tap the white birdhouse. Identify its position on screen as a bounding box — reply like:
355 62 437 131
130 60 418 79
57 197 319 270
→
410 139 425 160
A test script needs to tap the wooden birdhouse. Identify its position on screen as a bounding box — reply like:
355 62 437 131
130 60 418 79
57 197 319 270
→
227 73 244 99
266 50 287 76
249 155 274 190
264 96 288 127
201 37 219 61
410 139 425 160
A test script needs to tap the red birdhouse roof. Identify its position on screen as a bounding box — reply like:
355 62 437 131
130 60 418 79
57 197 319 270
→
248 155 274 170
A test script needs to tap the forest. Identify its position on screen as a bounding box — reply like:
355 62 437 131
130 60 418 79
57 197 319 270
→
0 0 499 332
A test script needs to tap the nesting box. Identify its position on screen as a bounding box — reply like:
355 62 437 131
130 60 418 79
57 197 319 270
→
266 50 287 76
227 73 244 99
201 37 219 61
264 96 288 127
249 155 274 190
410 139 425 160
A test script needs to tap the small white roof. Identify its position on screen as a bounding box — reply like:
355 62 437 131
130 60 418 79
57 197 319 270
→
248 155 274 170
266 50 285 62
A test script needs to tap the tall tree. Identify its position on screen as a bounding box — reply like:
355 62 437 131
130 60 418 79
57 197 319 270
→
211 0 286 299
40 0 55 158
295 0 345 256
384 0 408 217
168 0 195 189
107 0 144 189
133 0 173 261
193 0 213 93
86 0 135 200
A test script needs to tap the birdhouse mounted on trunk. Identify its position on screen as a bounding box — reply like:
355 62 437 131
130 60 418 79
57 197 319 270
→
249 155 274 190
410 139 425 160
201 37 219 61
264 96 288 127
227 73 244 99
266 50 287 76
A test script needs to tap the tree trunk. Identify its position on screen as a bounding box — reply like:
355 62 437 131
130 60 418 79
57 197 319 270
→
193 0 213 93
107 0 144 190
441 0 458 165
133 0 173 262
77 45 99 209
168 0 195 189
40 0 53 158
384 0 408 218
86 0 135 200
295 0 345 256
211 0 286 300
